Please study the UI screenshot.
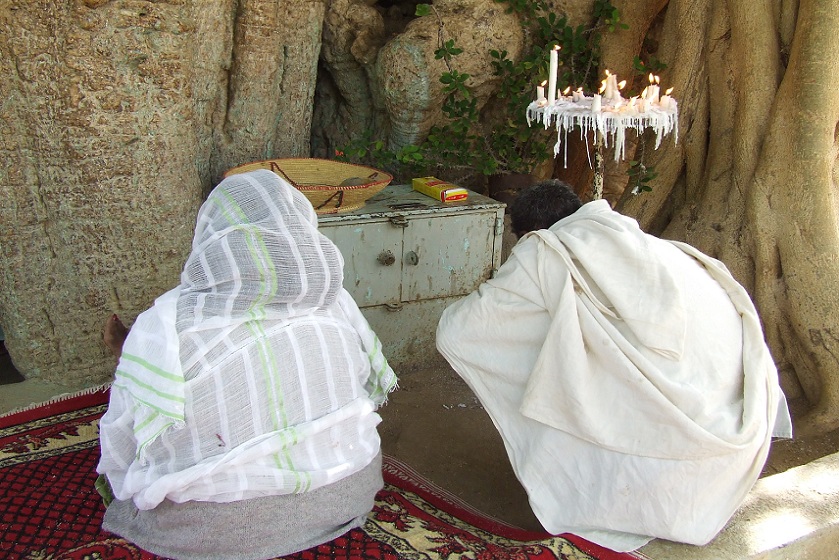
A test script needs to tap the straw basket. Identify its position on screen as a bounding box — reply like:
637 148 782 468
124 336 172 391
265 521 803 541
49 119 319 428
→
224 158 393 214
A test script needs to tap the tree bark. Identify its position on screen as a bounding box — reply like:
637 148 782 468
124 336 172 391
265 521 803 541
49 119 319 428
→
3 0 839 438
612 0 839 436
0 0 326 385
746 0 839 436
0 1 205 384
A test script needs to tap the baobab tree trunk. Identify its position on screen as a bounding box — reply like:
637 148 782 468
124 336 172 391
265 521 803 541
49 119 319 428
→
2 0 838 439
0 0 325 386
613 0 839 436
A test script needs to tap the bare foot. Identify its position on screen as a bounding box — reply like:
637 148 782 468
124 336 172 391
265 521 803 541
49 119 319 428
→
104 314 129 358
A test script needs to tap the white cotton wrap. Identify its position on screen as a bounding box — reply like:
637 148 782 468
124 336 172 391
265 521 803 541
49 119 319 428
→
437 200 791 551
98 169 397 511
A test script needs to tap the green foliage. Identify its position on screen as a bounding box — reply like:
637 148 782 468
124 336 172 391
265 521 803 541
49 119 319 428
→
336 131 428 177
632 55 667 77
630 52 667 107
483 0 628 175
628 159 658 194
436 39 463 60
414 3 431 17
336 0 628 183
592 0 629 32
497 0 608 94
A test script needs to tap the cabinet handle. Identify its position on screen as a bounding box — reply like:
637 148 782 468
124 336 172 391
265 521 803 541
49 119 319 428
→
377 250 396 266
405 250 419 265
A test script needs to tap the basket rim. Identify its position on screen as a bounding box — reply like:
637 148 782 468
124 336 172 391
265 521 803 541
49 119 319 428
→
225 157 393 191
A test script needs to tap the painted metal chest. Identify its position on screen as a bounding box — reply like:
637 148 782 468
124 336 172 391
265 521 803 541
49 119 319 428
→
318 185 505 369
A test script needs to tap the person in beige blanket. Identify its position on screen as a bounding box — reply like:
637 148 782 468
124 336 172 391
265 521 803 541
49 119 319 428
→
436 180 792 552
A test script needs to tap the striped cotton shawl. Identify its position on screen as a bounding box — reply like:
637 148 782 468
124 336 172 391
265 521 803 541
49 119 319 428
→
98 170 396 510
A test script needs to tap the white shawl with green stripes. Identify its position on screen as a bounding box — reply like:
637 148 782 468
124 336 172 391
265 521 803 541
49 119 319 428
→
98 169 397 510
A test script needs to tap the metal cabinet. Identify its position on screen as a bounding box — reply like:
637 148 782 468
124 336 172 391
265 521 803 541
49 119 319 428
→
318 185 505 368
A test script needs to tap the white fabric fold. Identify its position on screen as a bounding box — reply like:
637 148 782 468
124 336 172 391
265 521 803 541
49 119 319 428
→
437 200 791 551
113 288 185 463
338 290 398 405
535 199 687 360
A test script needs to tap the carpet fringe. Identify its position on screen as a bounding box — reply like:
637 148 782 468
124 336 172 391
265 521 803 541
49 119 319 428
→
0 381 112 420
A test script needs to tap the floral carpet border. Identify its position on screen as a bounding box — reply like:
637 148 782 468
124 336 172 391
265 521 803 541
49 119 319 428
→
0 386 647 560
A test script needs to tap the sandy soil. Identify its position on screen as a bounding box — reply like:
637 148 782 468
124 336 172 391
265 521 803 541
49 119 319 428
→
378 358 839 531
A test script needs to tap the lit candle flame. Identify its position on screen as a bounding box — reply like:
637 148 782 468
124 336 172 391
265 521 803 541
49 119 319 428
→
665 87 674 95
605 69 612 77
648 73 655 83
618 80 627 90
541 80 547 87
655 75 661 85
562 86 571 94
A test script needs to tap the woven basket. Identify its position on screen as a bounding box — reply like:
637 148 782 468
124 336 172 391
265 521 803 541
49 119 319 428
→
224 158 393 214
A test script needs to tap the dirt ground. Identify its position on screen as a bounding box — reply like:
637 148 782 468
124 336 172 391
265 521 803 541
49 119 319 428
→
378 357 839 531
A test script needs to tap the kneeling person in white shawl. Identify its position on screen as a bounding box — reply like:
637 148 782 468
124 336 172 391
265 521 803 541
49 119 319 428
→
97 169 397 560
436 180 791 552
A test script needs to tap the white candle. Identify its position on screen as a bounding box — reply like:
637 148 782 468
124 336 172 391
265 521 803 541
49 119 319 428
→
660 87 674 110
548 46 559 105
591 94 602 113
616 79 626 101
537 80 546 103
609 74 619 100
603 71 613 99
649 75 661 103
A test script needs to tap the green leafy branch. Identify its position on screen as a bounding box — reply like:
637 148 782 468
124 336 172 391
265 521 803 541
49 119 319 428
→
336 0 646 186
592 0 629 33
632 55 667 76
628 137 659 194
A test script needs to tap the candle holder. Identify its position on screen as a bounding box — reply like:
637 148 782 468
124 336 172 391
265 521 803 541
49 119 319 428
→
526 93 678 199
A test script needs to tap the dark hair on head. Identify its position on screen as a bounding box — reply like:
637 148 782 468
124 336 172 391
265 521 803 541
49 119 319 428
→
509 179 583 236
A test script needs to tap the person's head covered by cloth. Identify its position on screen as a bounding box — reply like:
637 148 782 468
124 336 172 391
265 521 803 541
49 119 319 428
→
181 167 344 325
97 169 397 560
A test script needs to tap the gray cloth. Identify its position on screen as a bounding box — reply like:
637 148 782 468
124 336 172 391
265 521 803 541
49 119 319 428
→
103 453 383 560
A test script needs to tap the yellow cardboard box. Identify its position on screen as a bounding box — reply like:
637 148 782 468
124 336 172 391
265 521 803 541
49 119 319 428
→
412 177 468 202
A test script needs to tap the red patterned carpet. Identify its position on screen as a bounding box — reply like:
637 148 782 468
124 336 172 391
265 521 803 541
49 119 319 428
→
0 387 644 560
